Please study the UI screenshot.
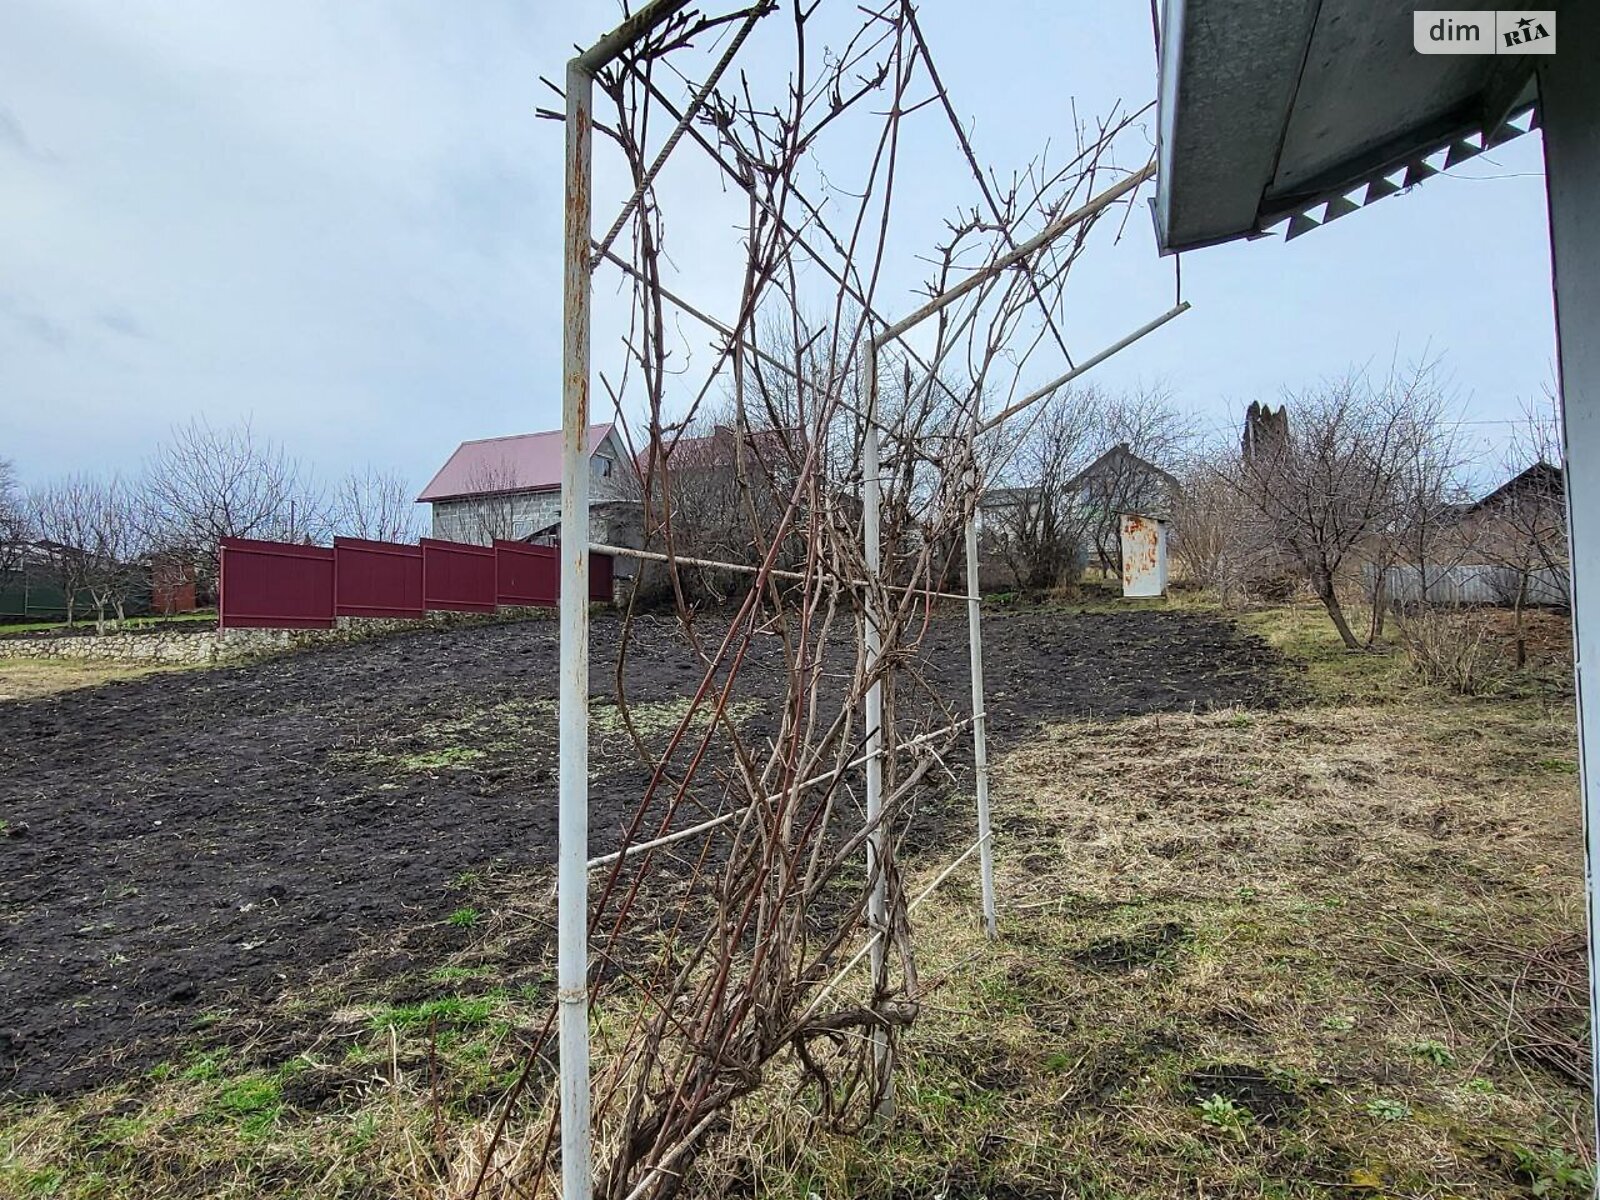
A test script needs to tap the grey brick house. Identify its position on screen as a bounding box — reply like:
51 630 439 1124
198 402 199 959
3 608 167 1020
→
416 423 634 545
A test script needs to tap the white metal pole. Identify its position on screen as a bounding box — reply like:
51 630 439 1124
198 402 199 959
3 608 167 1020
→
558 58 594 1200
963 501 997 939
876 161 1155 344
978 303 1190 433
861 338 891 1105
1538 22 1600 1163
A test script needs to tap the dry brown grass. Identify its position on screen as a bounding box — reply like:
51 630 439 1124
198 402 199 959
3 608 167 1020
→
2 610 1590 1200
680 699 1590 1198
0 657 199 701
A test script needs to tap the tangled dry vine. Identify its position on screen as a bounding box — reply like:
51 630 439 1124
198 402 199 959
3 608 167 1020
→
468 3 1163 1194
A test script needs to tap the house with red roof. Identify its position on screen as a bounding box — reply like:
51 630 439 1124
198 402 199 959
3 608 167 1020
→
416 423 634 545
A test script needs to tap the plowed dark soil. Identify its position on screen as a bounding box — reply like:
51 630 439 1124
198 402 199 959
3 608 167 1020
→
0 607 1289 1095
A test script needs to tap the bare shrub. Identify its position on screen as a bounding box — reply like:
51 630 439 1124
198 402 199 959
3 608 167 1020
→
1241 364 1453 649
1396 609 1511 696
508 5 1161 1193
1171 454 1268 607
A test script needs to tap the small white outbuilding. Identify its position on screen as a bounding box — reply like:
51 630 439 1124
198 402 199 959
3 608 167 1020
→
1119 513 1168 598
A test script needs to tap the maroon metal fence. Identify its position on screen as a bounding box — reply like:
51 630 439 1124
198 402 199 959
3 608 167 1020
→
334 537 424 619
495 540 559 607
421 538 497 613
219 538 336 629
590 546 614 602
219 535 615 630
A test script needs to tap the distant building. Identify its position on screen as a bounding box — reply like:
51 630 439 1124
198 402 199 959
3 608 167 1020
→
1064 443 1180 521
1065 443 1180 575
417 424 634 545
641 423 795 479
1376 461 1569 607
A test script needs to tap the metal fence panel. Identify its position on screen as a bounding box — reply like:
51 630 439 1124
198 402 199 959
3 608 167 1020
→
219 538 335 629
590 548 614 602
495 540 559 607
335 537 424 618
1374 562 1571 607
422 538 497 613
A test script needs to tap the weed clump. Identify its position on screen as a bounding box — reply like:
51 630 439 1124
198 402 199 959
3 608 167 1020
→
1396 609 1511 696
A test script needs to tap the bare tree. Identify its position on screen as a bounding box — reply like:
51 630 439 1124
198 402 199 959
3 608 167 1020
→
1476 388 1569 664
438 457 523 545
29 474 143 629
984 384 1188 594
1362 369 1465 639
985 393 1099 594
29 478 94 625
142 418 322 586
0 458 28 586
639 399 803 600
332 467 422 543
85 476 145 628
1073 386 1190 577
1242 367 1436 649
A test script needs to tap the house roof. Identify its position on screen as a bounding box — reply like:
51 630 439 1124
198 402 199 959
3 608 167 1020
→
417 424 617 503
979 486 1040 506
1064 444 1180 494
1469 460 1565 513
1154 0 1539 252
639 424 795 474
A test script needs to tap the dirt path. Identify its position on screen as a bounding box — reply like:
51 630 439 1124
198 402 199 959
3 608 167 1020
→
0 607 1289 1095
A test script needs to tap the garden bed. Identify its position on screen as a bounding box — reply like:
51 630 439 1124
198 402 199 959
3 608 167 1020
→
0 606 1288 1097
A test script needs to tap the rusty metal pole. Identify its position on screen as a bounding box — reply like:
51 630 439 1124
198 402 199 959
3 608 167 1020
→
963 494 997 939
558 56 595 1200
557 10 693 1195
861 337 892 1110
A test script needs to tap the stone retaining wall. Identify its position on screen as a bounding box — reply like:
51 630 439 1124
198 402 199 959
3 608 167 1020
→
0 608 560 666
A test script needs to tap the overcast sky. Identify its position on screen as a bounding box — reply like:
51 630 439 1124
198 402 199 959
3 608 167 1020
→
0 1 1556 499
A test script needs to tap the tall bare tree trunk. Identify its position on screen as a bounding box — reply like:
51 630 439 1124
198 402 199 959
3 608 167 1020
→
1366 568 1388 645
1315 572 1361 649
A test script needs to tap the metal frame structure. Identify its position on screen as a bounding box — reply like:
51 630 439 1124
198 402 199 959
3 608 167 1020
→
555 4 1190 1194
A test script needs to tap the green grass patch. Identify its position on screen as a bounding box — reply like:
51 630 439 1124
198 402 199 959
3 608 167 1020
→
1236 604 1408 705
211 1074 282 1136
369 994 498 1032
0 612 215 636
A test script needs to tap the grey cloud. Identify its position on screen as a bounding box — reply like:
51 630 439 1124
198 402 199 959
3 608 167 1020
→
96 308 151 340
0 104 55 163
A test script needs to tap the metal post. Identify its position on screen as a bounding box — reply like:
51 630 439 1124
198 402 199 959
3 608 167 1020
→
861 338 891 1105
1539 18 1600 1163
558 57 594 1200
978 304 1190 433
963 500 997 939
551 10 711 1194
